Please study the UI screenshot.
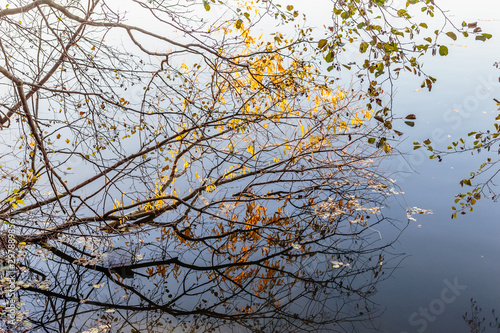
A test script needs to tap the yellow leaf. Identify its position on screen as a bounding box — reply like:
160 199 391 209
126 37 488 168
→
247 142 254 155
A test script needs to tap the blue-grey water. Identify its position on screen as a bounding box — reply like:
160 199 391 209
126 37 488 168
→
369 2 500 332
6 2 500 332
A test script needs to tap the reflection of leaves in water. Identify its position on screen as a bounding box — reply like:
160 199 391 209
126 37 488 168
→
463 298 500 333
10 190 405 332
0 0 418 331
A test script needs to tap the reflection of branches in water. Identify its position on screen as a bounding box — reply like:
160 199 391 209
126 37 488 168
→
463 298 500 333
0 0 411 332
10 206 406 332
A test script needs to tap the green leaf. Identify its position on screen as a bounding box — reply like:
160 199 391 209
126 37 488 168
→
397 9 408 17
405 121 415 127
359 42 369 53
318 39 328 49
445 31 457 41
325 51 333 63
203 0 211 11
438 45 448 56
368 138 376 144
235 19 243 29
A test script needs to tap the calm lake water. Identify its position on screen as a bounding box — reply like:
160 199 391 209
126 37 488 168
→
368 1 500 332
5 2 500 332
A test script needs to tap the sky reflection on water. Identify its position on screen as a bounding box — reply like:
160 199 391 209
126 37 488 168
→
370 2 500 332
